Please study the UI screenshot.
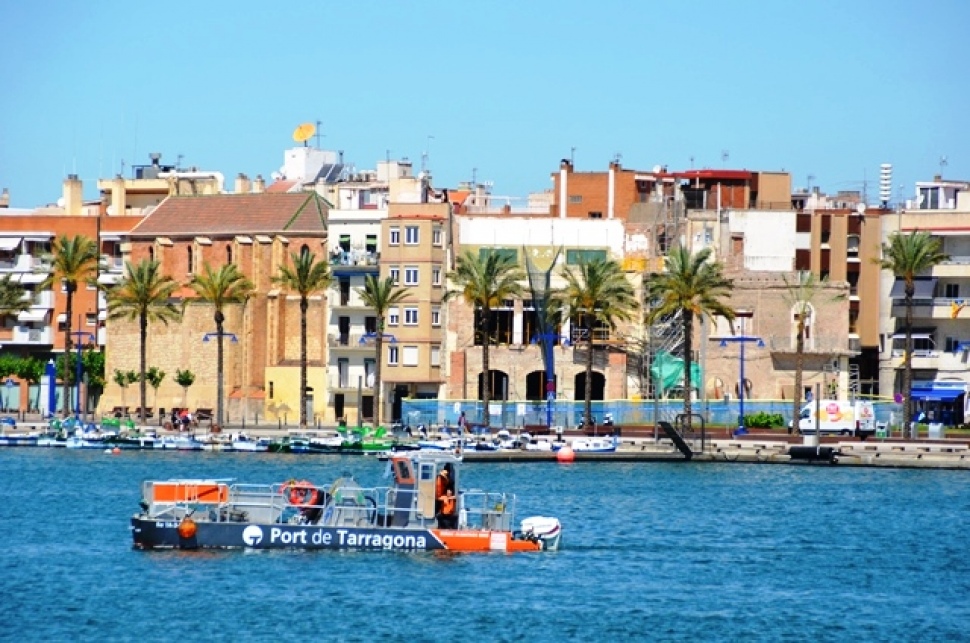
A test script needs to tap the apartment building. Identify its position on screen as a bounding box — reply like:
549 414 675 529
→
878 177 970 425
379 203 450 423
0 175 144 413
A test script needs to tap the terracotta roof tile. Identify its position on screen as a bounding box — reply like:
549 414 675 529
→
130 193 328 237
265 180 297 193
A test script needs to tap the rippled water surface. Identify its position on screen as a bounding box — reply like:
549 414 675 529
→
1 450 968 642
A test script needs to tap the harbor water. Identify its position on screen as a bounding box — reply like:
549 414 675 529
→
2 449 968 641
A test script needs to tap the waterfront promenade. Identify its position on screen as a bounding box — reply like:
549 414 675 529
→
5 416 969 470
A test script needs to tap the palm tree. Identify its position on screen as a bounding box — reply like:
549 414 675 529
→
189 263 254 428
106 259 181 424
876 230 948 438
644 246 734 432
356 274 408 427
42 234 99 415
781 272 842 434
273 250 332 429
552 257 638 430
0 275 30 317
446 250 526 428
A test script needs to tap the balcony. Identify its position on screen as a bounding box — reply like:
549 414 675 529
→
329 373 375 391
890 349 943 370
101 255 125 271
328 333 379 350
8 326 53 345
892 297 970 319
0 254 51 273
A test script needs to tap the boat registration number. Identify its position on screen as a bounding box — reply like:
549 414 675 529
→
155 521 180 528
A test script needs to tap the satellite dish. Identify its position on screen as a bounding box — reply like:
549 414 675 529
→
106 205 116 216
856 203 866 215
56 197 65 208
293 123 316 143
652 165 663 174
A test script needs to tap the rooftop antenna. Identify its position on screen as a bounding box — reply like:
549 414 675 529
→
939 155 948 176
472 167 478 186
721 150 730 165
613 152 622 164
689 155 695 169
315 120 323 149
570 147 576 165
422 135 434 173
807 174 815 191
176 153 184 170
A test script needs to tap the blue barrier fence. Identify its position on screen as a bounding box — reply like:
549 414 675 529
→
400 398 901 430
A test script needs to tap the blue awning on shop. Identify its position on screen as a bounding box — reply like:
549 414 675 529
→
910 386 965 402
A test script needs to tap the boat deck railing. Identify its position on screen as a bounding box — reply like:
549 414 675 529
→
144 480 520 531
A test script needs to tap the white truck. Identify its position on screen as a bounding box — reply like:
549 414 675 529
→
790 399 877 439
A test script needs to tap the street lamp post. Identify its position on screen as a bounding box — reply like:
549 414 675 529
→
70 322 96 419
203 331 238 427
718 311 764 436
531 332 571 427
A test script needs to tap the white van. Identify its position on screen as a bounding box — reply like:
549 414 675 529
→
791 400 877 438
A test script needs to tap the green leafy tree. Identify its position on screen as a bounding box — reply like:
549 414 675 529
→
106 259 181 423
82 349 106 391
273 250 332 429
552 257 638 429
113 369 138 414
876 230 948 438
175 368 196 411
190 263 254 427
446 250 526 428
356 275 409 426
644 246 734 432
145 367 166 417
14 357 44 412
41 234 99 415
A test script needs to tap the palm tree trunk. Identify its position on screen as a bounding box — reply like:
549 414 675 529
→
299 297 308 428
481 310 490 429
62 287 74 416
585 321 593 432
683 311 694 432
904 290 914 439
373 323 383 426
139 313 148 425
793 314 805 435
215 310 225 427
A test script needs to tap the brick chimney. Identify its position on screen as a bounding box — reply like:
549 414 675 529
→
0 188 9 208
235 173 251 194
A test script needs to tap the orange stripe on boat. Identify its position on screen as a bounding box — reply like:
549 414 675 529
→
152 482 229 504
431 529 542 553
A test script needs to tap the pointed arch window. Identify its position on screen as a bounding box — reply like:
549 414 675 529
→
791 303 815 350
226 244 233 264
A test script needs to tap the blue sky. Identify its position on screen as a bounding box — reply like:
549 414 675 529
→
1 0 967 208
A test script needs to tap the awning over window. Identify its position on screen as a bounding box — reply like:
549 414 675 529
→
910 386 966 402
891 331 935 340
17 310 47 323
0 237 21 251
890 277 937 299
19 273 46 284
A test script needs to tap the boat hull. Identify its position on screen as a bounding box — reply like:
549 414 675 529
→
130 518 545 553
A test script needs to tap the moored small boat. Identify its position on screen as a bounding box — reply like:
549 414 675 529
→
131 451 561 553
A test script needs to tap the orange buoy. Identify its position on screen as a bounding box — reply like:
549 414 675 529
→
177 517 198 539
556 446 575 463
112 447 121 455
